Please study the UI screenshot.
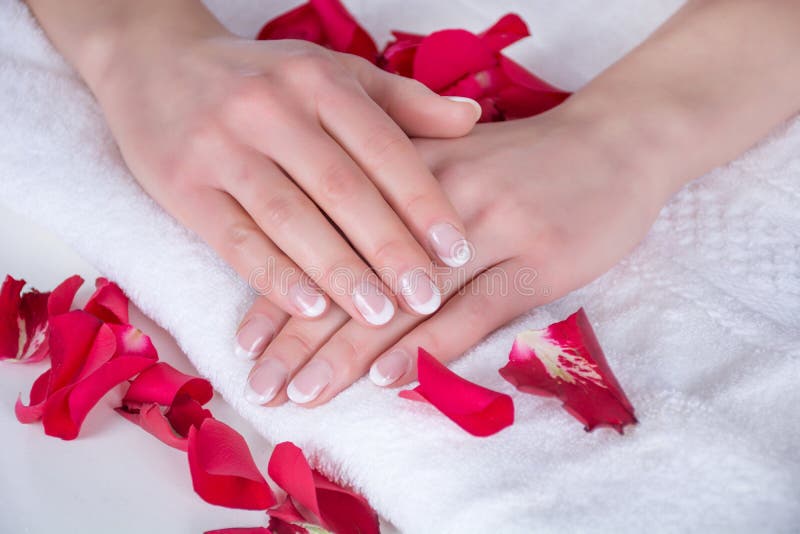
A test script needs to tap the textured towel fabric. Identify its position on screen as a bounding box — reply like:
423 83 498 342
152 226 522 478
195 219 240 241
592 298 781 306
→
2 0 799 532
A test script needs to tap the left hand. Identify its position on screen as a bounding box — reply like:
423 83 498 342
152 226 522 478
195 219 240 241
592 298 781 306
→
241 110 671 406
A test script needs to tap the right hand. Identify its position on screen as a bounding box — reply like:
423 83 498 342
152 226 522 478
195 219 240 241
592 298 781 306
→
86 12 480 339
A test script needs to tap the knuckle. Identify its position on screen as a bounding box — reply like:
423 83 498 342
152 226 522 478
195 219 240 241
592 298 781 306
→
282 330 317 357
371 237 416 271
224 221 260 257
223 77 283 123
331 335 364 374
318 161 359 203
260 192 304 230
281 51 339 84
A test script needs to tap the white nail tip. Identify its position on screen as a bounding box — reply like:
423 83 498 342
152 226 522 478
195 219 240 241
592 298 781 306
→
364 297 395 326
369 364 393 387
244 383 277 406
286 381 320 404
300 294 327 318
442 240 472 267
444 95 482 115
234 345 257 361
408 284 441 316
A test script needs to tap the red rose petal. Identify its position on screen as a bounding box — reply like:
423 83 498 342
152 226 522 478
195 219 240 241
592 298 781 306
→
47 274 84 315
48 311 115 392
116 402 191 451
188 418 276 510
166 395 213 437
41 353 156 440
310 0 377 60
399 348 514 437
84 277 129 324
379 31 423 76
268 442 379 534
413 29 496 92
0 276 52 363
14 368 51 423
499 308 637 433
206 529 273 534
0 276 26 360
257 3 325 44
479 13 530 51
123 361 212 407
268 498 308 532
258 0 377 61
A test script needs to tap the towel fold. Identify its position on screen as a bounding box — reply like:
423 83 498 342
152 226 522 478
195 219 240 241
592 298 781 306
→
1 0 798 531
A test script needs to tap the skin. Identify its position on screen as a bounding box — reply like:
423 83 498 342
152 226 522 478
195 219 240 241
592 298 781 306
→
241 0 800 407
28 0 800 406
26 0 482 330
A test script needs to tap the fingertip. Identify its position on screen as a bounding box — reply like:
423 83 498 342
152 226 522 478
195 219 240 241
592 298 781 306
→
444 96 483 124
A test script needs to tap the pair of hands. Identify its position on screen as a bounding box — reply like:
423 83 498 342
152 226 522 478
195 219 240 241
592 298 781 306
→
93 31 662 407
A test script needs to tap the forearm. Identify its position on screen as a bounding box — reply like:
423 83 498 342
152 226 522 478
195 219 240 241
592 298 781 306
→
25 0 227 90
562 0 800 203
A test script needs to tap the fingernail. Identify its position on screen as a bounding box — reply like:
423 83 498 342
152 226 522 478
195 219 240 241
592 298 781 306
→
369 348 412 387
353 281 395 326
428 223 473 267
234 314 275 360
289 282 326 318
400 270 441 315
287 359 333 404
244 358 288 405
445 95 482 120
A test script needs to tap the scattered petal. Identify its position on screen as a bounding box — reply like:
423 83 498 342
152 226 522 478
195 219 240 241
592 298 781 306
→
399 348 514 437
478 13 530 51
257 0 377 61
206 529 273 534
47 275 84 316
268 442 379 534
123 361 212 407
188 418 276 510
499 308 637 433
84 277 129 324
0 276 50 363
412 29 496 92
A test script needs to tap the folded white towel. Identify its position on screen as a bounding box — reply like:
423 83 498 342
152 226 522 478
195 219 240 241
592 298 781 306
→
1 0 798 532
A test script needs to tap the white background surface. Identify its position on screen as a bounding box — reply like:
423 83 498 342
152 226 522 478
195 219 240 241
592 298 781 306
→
0 207 277 534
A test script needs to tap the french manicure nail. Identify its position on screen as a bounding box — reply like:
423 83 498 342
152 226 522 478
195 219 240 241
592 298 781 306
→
289 282 326 318
244 358 288 405
287 359 333 404
428 223 473 267
353 281 395 326
400 270 441 315
234 314 275 360
369 348 412 387
444 95 483 119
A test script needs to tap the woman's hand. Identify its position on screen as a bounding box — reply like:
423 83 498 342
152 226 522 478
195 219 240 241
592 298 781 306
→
27 0 481 340
241 112 669 406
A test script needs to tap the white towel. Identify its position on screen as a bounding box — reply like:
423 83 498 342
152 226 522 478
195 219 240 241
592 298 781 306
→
2 0 799 532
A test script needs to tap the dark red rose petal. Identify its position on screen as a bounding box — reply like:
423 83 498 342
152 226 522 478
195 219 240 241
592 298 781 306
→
268 442 379 534
0 276 52 363
412 29 496 92
268 498 308 533
188 418 276 510
379 31 423 76
166 395 213 437
84 277 129 324
0 276 26 360
479 13 530 51
257 3 324 44
499 308 637 434
399 348 514 437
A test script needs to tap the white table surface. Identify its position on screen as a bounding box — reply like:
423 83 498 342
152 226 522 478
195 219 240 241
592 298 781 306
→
0 207 395 533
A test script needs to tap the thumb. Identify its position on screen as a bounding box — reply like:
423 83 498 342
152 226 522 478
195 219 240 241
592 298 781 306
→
338 55 482 138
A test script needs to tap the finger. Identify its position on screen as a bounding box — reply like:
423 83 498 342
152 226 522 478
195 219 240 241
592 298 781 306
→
337 54 482 137
243 305 350 406
178 187 330 322
234 295 290 361
317 80 475 269
286 257 540 406
223 149 402 326
370 257 541 387
232 109 440 320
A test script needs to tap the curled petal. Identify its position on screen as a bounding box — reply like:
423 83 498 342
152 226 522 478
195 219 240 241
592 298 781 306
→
399 348 515 437
0 276 26 360
48 311 115 392
479 13 530 51
206 529 273 534
122 361 212 407
41 354 156 440
188 418 276 510
14 368 51 423
116 402 191 451
166 395 213 437
499 308 637 433
0 276 50 363
268 442 379 534
47 275 84 316
84 277 129 324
